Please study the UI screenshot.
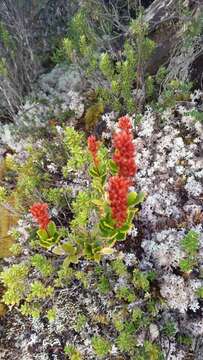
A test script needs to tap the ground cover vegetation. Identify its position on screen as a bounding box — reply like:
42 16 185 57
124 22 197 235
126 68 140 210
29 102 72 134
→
0 1 203 359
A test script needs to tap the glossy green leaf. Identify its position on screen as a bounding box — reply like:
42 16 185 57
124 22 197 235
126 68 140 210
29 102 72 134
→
37 229 48 241
103 220 114 230
62 242 76 255
127 209 137 223
69 254 79 264
99 220 117 238
62 254 79 267
99 219 114 230
47 221 57 237
133 191 145 206
116 232 127 241
100 247 115 255
39 237 54 248
101 174 107 185
52 245 65 255
127 191 138 206
98 163 107 176
118 223 131 233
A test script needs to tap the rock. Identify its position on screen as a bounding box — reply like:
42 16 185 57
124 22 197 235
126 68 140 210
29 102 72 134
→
144 0 203 87
144 0 177 28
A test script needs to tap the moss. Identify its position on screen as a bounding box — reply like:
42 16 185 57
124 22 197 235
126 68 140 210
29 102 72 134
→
116 286 136 303
112 259 128 277
91 335 111 358
132 269 150 292
162 321 177 338
47 307 57 322
97 275 110 295
177 335 193 347
9 243 22 256
116 322 136 353
73 313 87 332
64 344 82 360
85 102 104 130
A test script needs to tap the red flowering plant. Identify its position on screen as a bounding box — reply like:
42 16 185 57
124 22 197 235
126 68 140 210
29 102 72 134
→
29 203 60 248
88 135 100 167
112 116 137 178
28 116 144 260
85 115 145 258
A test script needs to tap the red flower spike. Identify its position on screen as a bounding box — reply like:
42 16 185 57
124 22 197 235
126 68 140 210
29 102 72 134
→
118 116 132 131
108 176 130 228
113 118 137 179
88 135 100 166
30 203 50 229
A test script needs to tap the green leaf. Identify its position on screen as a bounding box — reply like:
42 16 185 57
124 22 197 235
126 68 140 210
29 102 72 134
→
63 255 79 267
99 219 114 230
100 229 112 238
109 160 118 174
38 230 60 248
127 209 137 223
39 237 55 248
99 225 109 237
89 167 99 177
39 241 52 249
131 191 145 206
69 255 79 264
107 237 117 247
37 229 48 241
196 287 203 298
103 220 114 230
92 199 104 207
52 245 65 255
62 242 77 255
127 192 138 206
101 174 107 185
92 242 102 254
97 163 106 176
100 247 115 255
116 232 127 241
47 221 57 237
118 223 131 233
99 222 117 239
181 230 199 256
179 258 193 273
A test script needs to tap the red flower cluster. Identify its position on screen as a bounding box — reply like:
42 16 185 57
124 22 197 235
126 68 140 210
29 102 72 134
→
108 116 137 227
30 203 50 229
88 135 100 167
113 116 137 179
117 116 132 131
108 176 130 228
